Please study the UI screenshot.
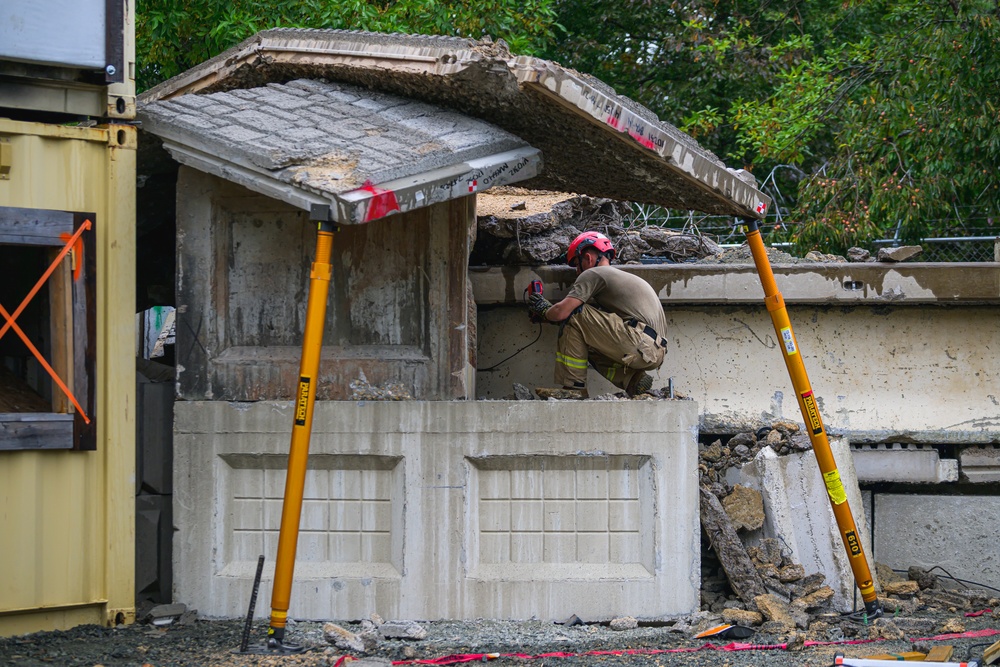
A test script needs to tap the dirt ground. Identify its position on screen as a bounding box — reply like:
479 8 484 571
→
3 610 997 667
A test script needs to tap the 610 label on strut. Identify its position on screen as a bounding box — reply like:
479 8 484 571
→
295 376 311 426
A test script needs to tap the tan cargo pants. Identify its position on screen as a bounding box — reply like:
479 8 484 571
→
554 304 665 390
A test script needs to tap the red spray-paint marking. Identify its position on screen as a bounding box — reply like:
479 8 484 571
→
358 180 400 222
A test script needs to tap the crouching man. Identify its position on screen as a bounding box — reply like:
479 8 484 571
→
528 231 667 398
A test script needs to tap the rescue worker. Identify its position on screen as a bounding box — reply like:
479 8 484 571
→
527 231 667 398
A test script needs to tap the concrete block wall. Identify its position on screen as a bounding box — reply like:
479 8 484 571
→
173 400 700 620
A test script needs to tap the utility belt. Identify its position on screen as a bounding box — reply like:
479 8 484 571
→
626 318 667 349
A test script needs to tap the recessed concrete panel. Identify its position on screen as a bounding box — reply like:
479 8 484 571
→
173 400 700 620
872 494 1000 593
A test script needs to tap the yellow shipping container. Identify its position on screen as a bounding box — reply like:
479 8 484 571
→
0 118 136 635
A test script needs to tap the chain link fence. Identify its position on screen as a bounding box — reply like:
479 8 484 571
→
627 205 999 262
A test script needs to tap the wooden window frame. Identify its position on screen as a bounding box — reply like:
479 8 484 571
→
0 206 97 451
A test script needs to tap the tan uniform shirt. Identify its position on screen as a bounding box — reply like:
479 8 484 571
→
566 266 667 338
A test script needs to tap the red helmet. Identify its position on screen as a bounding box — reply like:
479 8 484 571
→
567 231 615 266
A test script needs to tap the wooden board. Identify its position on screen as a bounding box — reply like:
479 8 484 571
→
863 652 925 661
984 638 1000 665
925 645 954 662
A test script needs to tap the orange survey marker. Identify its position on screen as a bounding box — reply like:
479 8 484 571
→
0 219 92 423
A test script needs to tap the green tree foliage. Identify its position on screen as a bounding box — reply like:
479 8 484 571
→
547 0 1000 252
136 0 558 92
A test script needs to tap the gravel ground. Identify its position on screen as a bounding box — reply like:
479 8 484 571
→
3 611 997 667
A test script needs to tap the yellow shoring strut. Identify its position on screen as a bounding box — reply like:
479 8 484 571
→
267 219 338 650
743 218 882 619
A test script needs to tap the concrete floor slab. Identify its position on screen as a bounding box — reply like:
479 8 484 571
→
174 400 700 620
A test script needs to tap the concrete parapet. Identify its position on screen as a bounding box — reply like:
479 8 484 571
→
851 444 958 484
173 400 700 620
872 494 1000 594
959 445 1000 483
729 438 874 612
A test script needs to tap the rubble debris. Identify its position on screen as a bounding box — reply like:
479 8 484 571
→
472 188 723 265
699 487 767 605
512 383 535 401
143 603 189 626
938 618 967 634
792 586 836 611
870 618 905 640
805 251 847 262
378 620 427 640
908 565 939 590
609 616 638 631
847 247 872 262
754 593 810 630
721 484 765 532
876 562 905 585
350 371 413 401
721 608 763 626
877 245 923 262
324 622 375 653
884 580 921 598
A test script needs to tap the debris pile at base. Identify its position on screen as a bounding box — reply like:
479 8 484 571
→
472 187 924 266
693 424 1000 648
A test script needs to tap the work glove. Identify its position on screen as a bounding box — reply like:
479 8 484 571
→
527 293 553 321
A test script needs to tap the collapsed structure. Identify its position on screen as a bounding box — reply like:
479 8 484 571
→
133 28 1000 629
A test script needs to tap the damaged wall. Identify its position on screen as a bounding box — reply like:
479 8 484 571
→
175 167 476 401
473 267 1000 443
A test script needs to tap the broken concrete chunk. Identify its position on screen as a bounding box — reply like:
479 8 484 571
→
876 245 922 262
875 562 904 585
699 487 767 605
890 616 936 633
324 622 369 653
512 383 535 400
378 620 427 640
908 565 938 589
883 580 920 598
792 585 835 611
609 616 638 631
847 247 871 262
938 618 966 634
721 484 765 532
757 538 784 567
759 619 795 636
146 603 187 620
721 608 763 626
777 564 806 583
728 432 757 449
754 593 810 629
921 589 970 610
871 618 905 640
878 596 922 617
794 573 826 597
701 440 724 462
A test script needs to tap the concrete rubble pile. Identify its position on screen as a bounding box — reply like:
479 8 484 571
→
696 423 1000 646
471 187 723 265
472 187 927 267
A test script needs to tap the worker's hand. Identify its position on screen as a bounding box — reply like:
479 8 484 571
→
527 293 553 321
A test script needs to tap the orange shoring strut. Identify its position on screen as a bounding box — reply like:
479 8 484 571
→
743 217 880 617
0 219 92 423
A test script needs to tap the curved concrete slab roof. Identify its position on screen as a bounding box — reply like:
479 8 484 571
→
140 78 540 223
139 28 770 220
